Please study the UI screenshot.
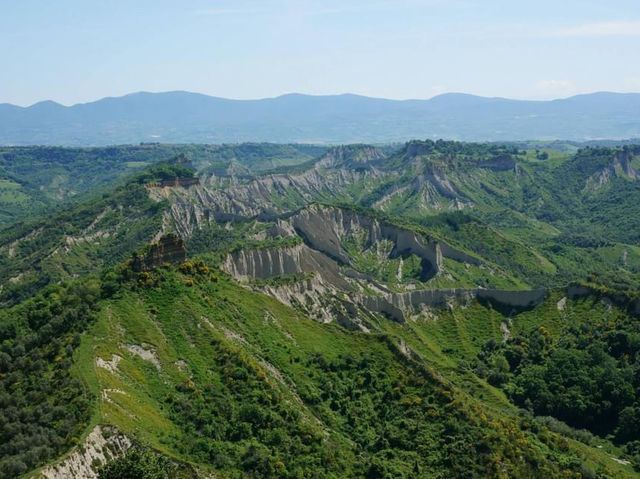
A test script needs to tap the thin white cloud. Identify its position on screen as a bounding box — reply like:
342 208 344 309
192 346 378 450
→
296 0 461 16
553 20 640 37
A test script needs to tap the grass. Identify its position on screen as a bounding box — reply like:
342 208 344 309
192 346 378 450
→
0 179 21 189
125 161 151 168
62 263 640 478
6 141 640 477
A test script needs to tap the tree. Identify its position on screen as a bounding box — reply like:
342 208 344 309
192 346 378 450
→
97 447 175 479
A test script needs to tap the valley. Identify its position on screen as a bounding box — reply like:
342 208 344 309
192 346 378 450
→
1 141 640 478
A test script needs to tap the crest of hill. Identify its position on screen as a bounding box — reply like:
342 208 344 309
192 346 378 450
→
2 90 640 144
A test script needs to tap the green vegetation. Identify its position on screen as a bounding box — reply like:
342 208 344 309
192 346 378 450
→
417 212 554 287
474 293 640 469
229 236 302 253
0 280 103 476
578 271 640 301
342 232 425 283
97 447 179 479
340 229 522 290
0 143 324 226
1 140 640 478
134 161 196 184
76 263 636 478
187 221 303 261
0 182 166 304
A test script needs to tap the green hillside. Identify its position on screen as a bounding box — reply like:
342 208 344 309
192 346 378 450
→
0 144 324 225
5 260 636 478
1 141 640 478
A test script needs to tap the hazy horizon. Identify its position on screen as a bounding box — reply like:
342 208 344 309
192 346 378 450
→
4 88 640 109
2 0 640 106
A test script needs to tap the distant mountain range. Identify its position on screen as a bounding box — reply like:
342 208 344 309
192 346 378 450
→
1 90 639 145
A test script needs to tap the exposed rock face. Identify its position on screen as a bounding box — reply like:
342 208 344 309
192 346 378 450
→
146 147 392 235
219 204 481 291
219 204 543 325
123 343 161 370
143 161 548 325
370 173 472 211
222 243 350 290
220 242 368 327
132 233 186 271
259 275 358 326
36 425 131 479
150 177 200 188
361 288 547 322
291 205 436 268
96 354 122 374
584 149 640 192
148 143 517 238
289 204 480 276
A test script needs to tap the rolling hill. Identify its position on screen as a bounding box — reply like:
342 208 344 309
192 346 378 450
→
2 142 640 478
1 91 640 145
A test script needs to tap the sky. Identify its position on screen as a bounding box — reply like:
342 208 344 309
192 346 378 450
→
1 0 640 106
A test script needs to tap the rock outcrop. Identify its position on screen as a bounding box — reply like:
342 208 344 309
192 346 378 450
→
219 204 542 325
222 243 350 290
36 425 131 479
220 204 483 292
362 288 547 322
150 177 200 188
584 149 640 192
289 204 480 277
146 147 391 233
132 233 186 271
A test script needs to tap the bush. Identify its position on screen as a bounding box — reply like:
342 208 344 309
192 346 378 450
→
536 416 595 445
97 447 175 479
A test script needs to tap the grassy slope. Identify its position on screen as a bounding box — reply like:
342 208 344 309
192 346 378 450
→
68 264 638 478
6 142 639 477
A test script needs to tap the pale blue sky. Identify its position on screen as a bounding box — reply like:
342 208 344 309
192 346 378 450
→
1 0 640 106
